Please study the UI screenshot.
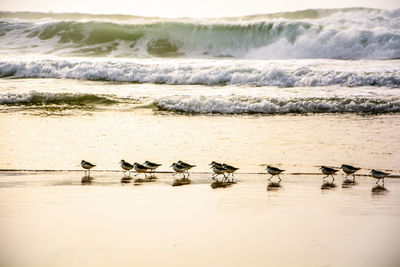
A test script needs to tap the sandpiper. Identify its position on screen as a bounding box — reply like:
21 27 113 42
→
144 160 162 174
209 161 223 168
81 160 96 177
266 166 285 182
340 164 361 181
320 166 338 182
171 162 187 179
177 161 196 177
371 169 390 186
120 159 134 177
133 162 150 177
211 165 227 182
222 163 239 182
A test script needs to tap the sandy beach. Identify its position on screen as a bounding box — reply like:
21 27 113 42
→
1 171 400 267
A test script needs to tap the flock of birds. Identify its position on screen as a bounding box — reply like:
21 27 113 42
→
80 160 391 186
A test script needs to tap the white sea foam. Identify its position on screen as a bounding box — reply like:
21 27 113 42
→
154 95 400 114
1 58 399 87
0 8 399 59
2 91 399 114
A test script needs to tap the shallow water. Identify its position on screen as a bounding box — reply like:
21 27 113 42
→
0 172 399 267
1 109 399 174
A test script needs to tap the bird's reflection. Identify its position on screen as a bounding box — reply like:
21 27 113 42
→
134 175 158 184
372 185 388 195
81 176 93 185
321 181 336 190
267 181 282 191
121 176 132 184
210 181 235 189
342 178 358 188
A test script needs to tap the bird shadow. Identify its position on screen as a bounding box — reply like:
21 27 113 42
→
172 178 192 187
211 181 235 189
372 185 388 195
81 176 94 185
321 181 336 190
134 176 158 184
121 177 132 184
267 181 282 191
342 179 358 188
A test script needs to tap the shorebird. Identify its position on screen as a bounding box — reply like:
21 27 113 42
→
371 169 390 186
133 162 150 177
340 164 361 181
171 162 187 179
81 160 96 177
211 165 227 182
144 161 162 174
266 166 285 182
120 159 133 177
222 163 239 182
320 166 338 182
177 161 196 177
209 161 223 168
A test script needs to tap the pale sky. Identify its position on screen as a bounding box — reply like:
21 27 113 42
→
1 0 399 18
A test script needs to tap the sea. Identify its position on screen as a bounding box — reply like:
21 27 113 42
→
1 7 400 115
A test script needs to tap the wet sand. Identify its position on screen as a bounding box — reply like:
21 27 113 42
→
0 172 399 267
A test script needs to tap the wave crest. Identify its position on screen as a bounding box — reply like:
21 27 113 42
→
0 91 118 106
154 96 400 114
1 8 399 59
1 59 399 87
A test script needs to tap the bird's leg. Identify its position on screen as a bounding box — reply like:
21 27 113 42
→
352 174 355 182
268 175 273 181
278 176 281 183
382 178 385 186
331 175 335 183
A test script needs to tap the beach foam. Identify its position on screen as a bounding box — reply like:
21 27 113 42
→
1 59 399 87
154 95 400 114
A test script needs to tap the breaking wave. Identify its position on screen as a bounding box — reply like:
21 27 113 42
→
1 59 399 87
154 96 400 114
2 92 399 114
1 8 400 59
0 91 118 106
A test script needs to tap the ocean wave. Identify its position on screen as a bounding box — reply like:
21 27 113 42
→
154 96 400 114
1 8 399 59
1 59 399 87
2 92 400 114
0 91 118 106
